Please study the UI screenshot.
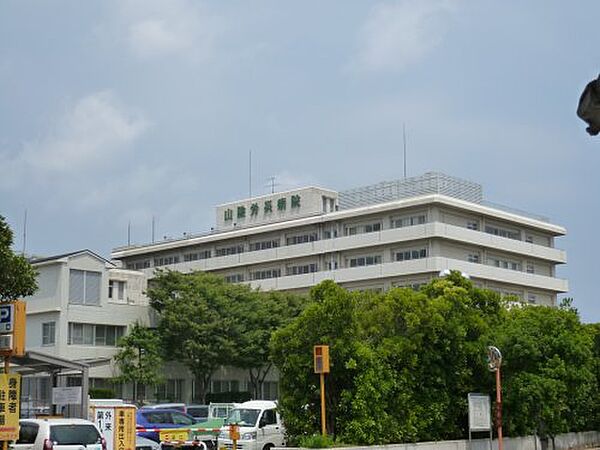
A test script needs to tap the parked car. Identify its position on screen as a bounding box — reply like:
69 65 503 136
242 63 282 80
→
218 401 285 450
136 408 197 443
12 418 106 450
140 403 186 413
136 435 160 450
185 405 209 422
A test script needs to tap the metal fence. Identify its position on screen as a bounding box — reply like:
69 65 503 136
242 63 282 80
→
338 172 483 210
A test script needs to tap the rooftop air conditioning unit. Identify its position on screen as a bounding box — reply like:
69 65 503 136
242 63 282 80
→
0 334 13 352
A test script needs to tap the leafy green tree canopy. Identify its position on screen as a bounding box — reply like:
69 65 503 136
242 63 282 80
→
114 323 164 404
0 215 37 301
271 274 599 445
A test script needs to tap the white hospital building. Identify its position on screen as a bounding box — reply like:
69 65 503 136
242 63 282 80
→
112 172 568 306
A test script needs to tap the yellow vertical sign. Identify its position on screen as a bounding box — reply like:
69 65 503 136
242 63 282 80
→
114 407 136 450
0 374 20 440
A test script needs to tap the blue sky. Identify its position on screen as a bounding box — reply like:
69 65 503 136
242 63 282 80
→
1 1 599 321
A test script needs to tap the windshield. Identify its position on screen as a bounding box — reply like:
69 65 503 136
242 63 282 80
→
50 425 101 445
226 409 260 427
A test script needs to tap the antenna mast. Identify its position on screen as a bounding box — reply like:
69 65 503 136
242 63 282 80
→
403 123 407 179
151 216 156 244
267 176 276 194
249 150 252 198
127 221 131 246
22 209 27 255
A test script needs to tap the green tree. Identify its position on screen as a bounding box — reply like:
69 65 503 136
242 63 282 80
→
0 215 37 301
271 275 503 444
234 290 305 399
271 281 365 439
146 270 247 403
113 323 164 404
492 303 598 438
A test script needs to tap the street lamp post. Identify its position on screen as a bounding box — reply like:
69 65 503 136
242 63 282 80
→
487 346 503 450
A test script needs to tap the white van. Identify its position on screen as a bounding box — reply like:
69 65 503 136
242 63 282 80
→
218 401 285 450
12 418 105 450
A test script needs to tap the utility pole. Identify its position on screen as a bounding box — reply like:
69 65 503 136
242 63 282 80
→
487 346 503 450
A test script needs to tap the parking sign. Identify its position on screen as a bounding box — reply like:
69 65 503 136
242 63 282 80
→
0 305 14 333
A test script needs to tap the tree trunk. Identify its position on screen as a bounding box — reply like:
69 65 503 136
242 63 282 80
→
194 373 212 404
248 364 272 399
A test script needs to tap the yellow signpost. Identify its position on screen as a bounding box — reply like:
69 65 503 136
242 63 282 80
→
114 407 136 450
0 374 21 441
313 345 330 437
92 404 136 450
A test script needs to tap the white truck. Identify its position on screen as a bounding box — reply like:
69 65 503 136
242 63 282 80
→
218 400 285 450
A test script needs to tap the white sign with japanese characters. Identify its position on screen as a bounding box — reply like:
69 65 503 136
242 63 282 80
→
95 408 114 449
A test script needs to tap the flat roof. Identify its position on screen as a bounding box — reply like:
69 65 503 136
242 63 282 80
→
111 194 566 259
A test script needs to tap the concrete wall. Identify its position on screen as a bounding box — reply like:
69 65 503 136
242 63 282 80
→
282 430 600 450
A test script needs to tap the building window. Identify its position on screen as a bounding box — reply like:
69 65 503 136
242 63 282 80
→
215 245 244 257
323 230 337 239
344 222 381 236
526 262 535 274
133 260 151 270
153 256 180 267
184 250 212 262
262 381 279 400
249 240 280 252
486 257 522 272
286 233 318 246
467 221 479 231
156 379 184 402
468 253 481 263
528 294 537 304
395 248 427 262
42 322 56 346
526 235 534 243
484 225 521 241
327 261 338 270
68 323 125 346
348 255 382 268
391 214 427 229
69 269 101 305
286 264 318 276
250 269 281 280
108 280 126 302
224 274 245 283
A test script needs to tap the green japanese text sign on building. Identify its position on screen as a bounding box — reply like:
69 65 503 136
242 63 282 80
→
216 187 338 230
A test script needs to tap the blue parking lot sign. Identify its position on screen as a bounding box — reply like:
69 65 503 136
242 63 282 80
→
0 304 14 333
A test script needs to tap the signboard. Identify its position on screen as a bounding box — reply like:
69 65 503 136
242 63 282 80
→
92 405 135 450
0 373 21 440
114 407 136 450
215 187 338 231
52 386 82 405
313 345 330 374
468 393 491 431
159 429 189 443
0 301 26 356
95 408 114 448
0 305 14 333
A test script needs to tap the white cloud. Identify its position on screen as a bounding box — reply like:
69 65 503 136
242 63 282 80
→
129 19 189 58
111 0 221 60
0 90 148 186
354 0 457 73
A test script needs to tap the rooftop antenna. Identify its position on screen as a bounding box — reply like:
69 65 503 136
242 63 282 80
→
267 176 278 194
127 221 131 246
403 122 407 179
22 208 27 255
249 149 252 198
151 216 156 244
